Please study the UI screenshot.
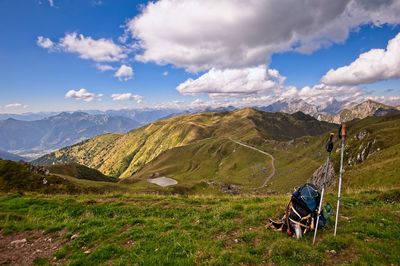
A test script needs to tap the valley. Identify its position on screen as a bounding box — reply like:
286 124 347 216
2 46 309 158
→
25 107 400 195
1 106 399 266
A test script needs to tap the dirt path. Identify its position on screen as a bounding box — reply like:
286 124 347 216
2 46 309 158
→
0 230 66 265
229 138 275 188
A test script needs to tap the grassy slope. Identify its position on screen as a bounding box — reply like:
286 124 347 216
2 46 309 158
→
338 114 400 192
34 109 335 180
124 138 272 192
0 160 127 194
46 163 118 183
122 112 400 194
30 112 400 195
259 135 329 192
0 191 399 265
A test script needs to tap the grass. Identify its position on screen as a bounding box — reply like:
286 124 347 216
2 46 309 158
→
46 163 118 183
1 190 399 265
128 138 270 191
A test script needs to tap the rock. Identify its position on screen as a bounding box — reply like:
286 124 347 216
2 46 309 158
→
329 249 337 254
307 161 335 189
234 239 239 243
356 140 373 163
126 240 135 246
84 250 90 254
355 129 368 140
71 234 79 240
207 180 241 194
10 239 27 245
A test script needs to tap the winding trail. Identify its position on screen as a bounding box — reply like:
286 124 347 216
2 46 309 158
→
229 138 276 188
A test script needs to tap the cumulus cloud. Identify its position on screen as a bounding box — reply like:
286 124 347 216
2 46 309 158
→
127 0 400 71
37 36 54 49
322 33 400 86
37 32 127 63
281 84 366 105
114 64 134 81
177 65 285 96
111 93 143 103
95 64 115 72
48 0 55 7
51 33 126 62
65 88 103 102
175 64 371 108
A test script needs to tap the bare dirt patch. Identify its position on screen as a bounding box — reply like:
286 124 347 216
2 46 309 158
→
0 230 66 266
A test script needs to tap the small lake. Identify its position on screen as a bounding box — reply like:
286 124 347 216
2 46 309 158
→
147 177 178 187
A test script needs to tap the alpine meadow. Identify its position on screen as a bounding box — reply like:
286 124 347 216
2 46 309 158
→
1 1 400 265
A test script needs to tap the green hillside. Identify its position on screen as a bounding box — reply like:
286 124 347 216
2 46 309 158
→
35 108 335 180
122 138 273 193
0 160 125 194
33 109 400 195
335 113 400 192
127 113 400 194
46 163 118 183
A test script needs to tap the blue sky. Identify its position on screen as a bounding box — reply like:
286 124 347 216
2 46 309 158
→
0 0 400 113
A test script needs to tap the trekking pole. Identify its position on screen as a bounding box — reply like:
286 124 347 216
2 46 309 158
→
334 123 346 237
312 133 334 245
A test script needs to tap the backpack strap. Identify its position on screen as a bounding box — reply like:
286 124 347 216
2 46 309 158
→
285 200 292 236
289 205 315 234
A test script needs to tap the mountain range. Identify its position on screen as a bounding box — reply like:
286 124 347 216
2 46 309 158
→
0 108 181 123
0 112 140 159
315 100 399 123
34 108 336 189
259 99 399 123
11 106 400 194
0 149 26 161
1 99 398 161
34 106 400 194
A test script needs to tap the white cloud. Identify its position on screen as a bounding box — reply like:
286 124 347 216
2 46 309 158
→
163 71 169 76
282 84 366 105
127 0 400 72
114 64 134 81
58 33 126 62
65 88 102 102
95 64 115 72
175 64 371 108
177 65 284 96
37 36 54 49
48 0 54 7
4 103 28 109
322 33 400 86
111 93 143 103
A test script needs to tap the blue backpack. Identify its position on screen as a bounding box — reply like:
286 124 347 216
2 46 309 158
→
291 183 321 213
